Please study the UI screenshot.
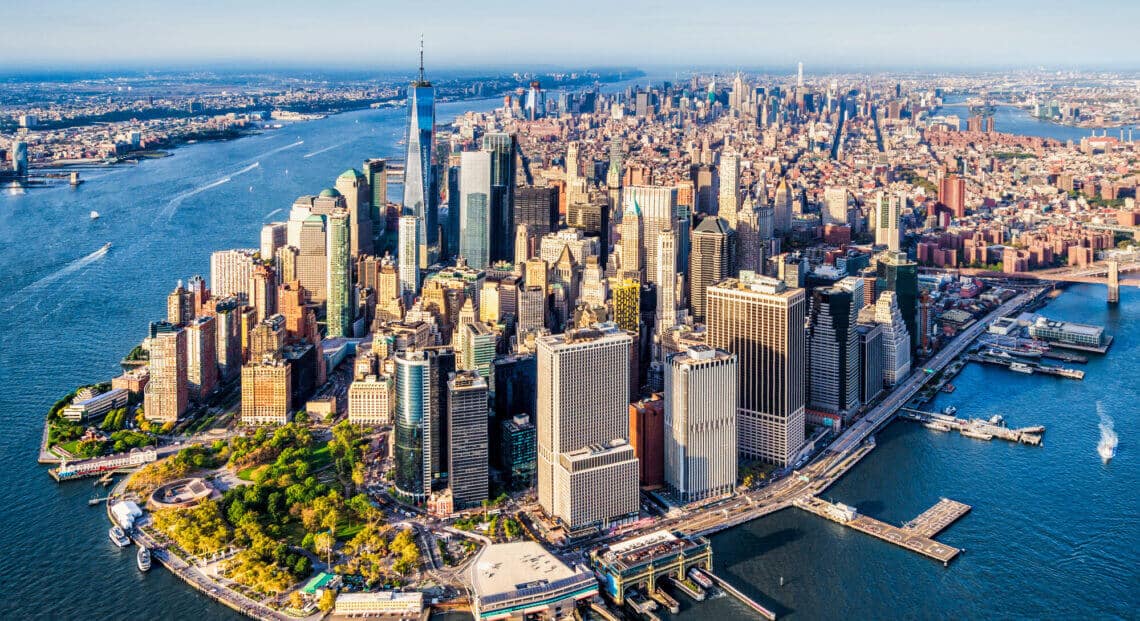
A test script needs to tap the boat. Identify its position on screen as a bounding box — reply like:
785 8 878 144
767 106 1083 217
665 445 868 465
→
689 568 714 590
89 210 99 219
960 429 994 441
925 421 952 432
989 414 1004 425
943 406 958 415
1019 425 1046 434
101 242 112 252
1009 362 1034 374
137 546 152 571
88 497 103 506
109 526 131 548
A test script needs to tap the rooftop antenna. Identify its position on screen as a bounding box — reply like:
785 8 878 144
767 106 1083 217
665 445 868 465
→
418 34 425 82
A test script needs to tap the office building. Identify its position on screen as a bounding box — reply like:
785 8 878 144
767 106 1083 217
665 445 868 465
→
297 215 328 302
567 198 609 269
398 215 421 299
689 217 736 322
619 202 643 281
807 278 862 419
515 185 559 237
403 46 436 267
856 323 885 405
394 350 433 500
824 186 848 225
362 158 388 240
260 222 287 267
167 281 192 327
664 346 738 502
447 372 489 509
483 133 518 263
500 414 536 490
624 185 678 287
335 168 373 256
214 297 243 381
655 231 678 336
629 396 665 488
706 274 806 465
537 326 639 531
326 209 353 338
459 150 492 269
144 322 188 424
717 151 740 228
877 251 919 350
875 191 904 251
873 291 912 386
939 174 966 218
610 278 640 333
249 264 277 323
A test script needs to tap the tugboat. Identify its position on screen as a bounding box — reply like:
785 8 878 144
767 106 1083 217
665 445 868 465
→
109 526 131 548
137 546 152 572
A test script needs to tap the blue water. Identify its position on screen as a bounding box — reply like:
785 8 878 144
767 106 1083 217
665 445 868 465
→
937 96 1133 143
1 84 1136 619
673 284 1139 619
0 96 502 620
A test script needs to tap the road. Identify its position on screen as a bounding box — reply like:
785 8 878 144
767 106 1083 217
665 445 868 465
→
565 291 1038 547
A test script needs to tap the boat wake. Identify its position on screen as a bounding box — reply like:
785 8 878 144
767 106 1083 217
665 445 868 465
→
1097 402 1118 462
2 244 111 311
161 162 261 219
264 208 283 220
261 139 304 158
302 142 344 158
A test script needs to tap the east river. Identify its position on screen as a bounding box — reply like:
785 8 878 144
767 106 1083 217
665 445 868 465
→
1 90 1136 620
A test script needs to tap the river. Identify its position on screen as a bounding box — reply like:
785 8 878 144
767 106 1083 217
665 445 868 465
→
935 95 1135 143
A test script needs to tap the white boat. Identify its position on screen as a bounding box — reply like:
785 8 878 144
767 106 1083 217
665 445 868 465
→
1010 362 1034 374
109 526 131 548
137 546 152 571
943 406 958 415
90 211 100 219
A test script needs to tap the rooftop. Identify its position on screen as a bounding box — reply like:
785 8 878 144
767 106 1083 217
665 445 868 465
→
470 541 581 599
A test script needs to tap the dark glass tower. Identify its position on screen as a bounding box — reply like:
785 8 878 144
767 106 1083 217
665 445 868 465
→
876 251 919 352
482 133 517 263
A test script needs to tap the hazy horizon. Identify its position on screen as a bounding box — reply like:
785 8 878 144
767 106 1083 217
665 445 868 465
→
4 0 1138 72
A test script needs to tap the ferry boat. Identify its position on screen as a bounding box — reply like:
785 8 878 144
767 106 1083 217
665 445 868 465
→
689 567 714 590
1009 362 1034 374
137 546 152 572
90 211 99 219
109 526 131 548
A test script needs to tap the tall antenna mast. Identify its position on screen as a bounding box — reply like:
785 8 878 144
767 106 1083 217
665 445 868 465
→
418 34 425 82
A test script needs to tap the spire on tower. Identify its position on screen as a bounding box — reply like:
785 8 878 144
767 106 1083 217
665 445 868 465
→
418 34 425 82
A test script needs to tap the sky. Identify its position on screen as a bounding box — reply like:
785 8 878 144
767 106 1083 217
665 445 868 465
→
3 0 1138 72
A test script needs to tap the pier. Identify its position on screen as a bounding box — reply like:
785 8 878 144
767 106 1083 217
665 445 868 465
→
899 409 1044 445
793 496 969 566
966 353 1085 379
690 568 777 620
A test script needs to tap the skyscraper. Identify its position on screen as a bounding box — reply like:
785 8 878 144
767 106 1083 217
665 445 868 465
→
877 251 919 350
144 321 188 424
624 185 678 286
447 371 489 510
856 323 885 405
536 325 639 531
394 350 433 501
707 274 806 465
185 315 218 402
875 191 904 252
656 231 678 337
210 249 257 301
938 174 966 218
214 297 243 381
241 357 291 425
459 150 492 269
619 200 643 281
167 281 192 326
250 264 277 323
483 133 518 263
515 185 559 237
398 215 421 300
773 178 793 234
807 278 862 419
297 216 328 302
362 158 388 241
403 40 436 268
260 222 287 262
326 209 353 338
872 291 912 386
689 217 736 322
717 151 740 228
335 169 373 257
665 346 738 502
824 186 848 226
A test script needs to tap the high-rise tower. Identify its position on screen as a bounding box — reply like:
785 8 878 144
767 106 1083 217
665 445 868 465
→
403 38 436 268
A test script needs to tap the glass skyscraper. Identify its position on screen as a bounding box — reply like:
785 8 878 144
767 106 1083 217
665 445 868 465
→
325 210 353 338
403 47 436 268
481 133 517 263
394 351 431 500
459 150 492 269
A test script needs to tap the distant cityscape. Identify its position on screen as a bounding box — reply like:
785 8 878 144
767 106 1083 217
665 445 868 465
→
17 50 1138 621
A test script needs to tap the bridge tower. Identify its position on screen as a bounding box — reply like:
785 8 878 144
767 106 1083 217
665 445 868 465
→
1107 260 1119 304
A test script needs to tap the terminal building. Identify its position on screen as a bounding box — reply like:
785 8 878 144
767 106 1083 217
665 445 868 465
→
590 530 712 606
469 541 597 620
1027 316 1111 352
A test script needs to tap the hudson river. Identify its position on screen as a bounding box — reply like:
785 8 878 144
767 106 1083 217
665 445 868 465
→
1 94 1136 619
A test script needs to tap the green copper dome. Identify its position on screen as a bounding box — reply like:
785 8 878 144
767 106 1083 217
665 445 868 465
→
338 168 361 180
319 187 341 198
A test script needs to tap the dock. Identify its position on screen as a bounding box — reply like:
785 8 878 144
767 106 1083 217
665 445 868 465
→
691 568 777 620
966 353 1084 380
899 409 1044 446
794 496 969 566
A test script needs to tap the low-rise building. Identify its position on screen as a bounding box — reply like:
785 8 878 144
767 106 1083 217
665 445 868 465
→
332 591 423 617
470 541 597 621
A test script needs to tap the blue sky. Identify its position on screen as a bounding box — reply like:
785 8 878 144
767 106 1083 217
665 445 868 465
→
4 0 1137 70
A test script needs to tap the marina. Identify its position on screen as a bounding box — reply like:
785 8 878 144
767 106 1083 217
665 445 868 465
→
793 496 970 566
966 353 1085 379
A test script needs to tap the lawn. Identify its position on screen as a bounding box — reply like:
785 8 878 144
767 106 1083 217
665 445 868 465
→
236 464 268 481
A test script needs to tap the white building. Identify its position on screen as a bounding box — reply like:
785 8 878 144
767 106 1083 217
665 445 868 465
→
347 374 393 426
209 249 257 301
874 291 912 385
665 346 738 503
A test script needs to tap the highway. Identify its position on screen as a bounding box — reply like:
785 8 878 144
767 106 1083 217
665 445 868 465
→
577 290 1038 546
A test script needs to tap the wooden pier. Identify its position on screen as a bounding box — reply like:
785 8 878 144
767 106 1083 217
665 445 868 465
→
794 496 970 566
899 409 1044 446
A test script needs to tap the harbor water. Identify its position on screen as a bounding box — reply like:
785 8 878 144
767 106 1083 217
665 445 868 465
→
1 90 1137 619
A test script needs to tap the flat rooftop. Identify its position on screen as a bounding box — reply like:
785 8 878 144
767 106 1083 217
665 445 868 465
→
470 541 579 598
